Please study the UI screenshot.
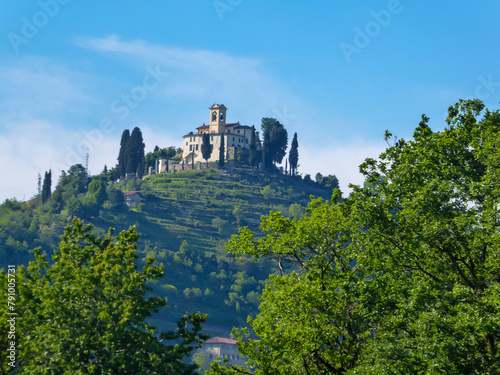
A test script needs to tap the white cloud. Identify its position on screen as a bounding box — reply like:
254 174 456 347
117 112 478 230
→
0 120 69 202
299 140 387 195
0 36 380 202
76 35 305 128
0 57 96 125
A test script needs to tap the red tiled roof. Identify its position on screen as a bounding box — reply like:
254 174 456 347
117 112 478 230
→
196 124 209 129
123 191 141 196
204 337 237 345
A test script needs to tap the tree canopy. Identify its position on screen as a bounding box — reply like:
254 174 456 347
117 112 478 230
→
144 146 182 173
288 132 298 176
126 127 146 178
41 169 52 204
117 127 146 179
248 126 258 167
219 134 225 168
261 118 288 170
117 129 130 179
211 100 500 374
1 219 208 374
201 133 212 166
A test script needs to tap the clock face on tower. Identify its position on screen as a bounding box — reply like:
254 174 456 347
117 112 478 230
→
212 111 217 121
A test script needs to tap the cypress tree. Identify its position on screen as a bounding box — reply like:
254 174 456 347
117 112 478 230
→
261 117 288 169
249 126 257 167
126 127 145 178
219 134 225 168
289 132 299 176
41 170 52 204
118 129 130 179
262 129 271 171
201 133 212 167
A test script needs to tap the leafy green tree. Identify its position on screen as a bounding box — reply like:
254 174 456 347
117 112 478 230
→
317 174 340 191
48 164 88 214
315 172 323 183
350 99 500 373
41 170 52 203
144 146 181 173
201 133 212 167
235 147 243 167
118 129 130 179
212 100 500 375
1 219 208 374
65 195 86 218
288 132 299 176
86 179 107 207
216 192 371 374
261 118 288 170
232 206 246 226
287 202 305 218
262 129 270 170
105 184 125 209
97 165 119 183
125 176 142 192
219 135 225 168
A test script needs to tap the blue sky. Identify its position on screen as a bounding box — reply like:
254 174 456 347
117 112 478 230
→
1 1 499 202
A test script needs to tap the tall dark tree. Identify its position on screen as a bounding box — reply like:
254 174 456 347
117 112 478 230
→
261 117 288 170
126 127 145 178
262 127 271 170
117 129 130 179
249 126 257 167
201 133 212 167
218 134 225 168
41 170 52 204
288 132 299 176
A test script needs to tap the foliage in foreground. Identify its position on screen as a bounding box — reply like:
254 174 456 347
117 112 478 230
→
0 219 208 374
211 100 500 374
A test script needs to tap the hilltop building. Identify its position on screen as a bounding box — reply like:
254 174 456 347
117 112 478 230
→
182 104 257 164
123 191 142 208
197 337 247 369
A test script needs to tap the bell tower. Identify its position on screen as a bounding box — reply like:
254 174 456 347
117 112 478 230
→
209 104 227 134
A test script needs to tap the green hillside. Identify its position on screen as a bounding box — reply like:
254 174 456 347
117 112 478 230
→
0 167 335 335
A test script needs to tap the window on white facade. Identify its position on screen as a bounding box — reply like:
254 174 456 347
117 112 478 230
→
189 145 192 151
196 144 199 150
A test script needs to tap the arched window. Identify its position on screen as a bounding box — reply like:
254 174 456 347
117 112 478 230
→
220 112 224 121
212 111 217 121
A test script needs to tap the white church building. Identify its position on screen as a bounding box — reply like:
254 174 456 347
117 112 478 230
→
182 104 256 164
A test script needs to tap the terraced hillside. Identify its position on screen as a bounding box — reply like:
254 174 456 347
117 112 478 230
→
0 167 335 336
